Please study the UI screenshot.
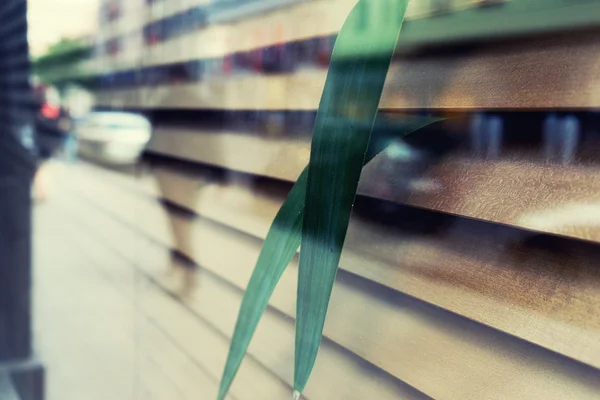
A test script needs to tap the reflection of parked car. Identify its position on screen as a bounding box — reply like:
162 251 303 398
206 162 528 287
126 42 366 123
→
76 112 152 164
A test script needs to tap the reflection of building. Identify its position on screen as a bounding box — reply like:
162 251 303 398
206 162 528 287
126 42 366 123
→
84 0 597 162
68 1 600 399
87 0 600 107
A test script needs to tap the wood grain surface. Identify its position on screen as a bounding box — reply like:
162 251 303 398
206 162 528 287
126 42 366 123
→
56 164 427 400
56 162 600 373
146 126 600 243
52 178 292 400
167 212 600 400
55 161 600 400
152 164 600 370
95 31 600 110
34 201 234 400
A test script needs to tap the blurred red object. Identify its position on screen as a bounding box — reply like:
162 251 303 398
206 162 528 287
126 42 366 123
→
41 103 60 119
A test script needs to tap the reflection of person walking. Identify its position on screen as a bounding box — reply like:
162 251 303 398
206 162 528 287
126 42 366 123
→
61 116 78 163
33 163 51 202
30 85 73 202
31 127 58 203
17 121 52 203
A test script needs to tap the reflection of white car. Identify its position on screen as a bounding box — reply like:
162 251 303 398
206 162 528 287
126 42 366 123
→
76 112 152 164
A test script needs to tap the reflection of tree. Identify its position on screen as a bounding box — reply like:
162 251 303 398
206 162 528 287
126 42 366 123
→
34 38 90 68
32 38 93 89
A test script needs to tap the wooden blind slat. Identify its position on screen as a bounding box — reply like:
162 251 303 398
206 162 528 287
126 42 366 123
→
56 162 600 376
55 166 429 400
150 163 600 368
51 182 291 400
167 211 600 400
146 127 600 243
59 169 600 400
96 32 600 110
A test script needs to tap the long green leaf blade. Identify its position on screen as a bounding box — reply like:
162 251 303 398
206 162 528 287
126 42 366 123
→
217 115 438 399
217 168 307 400
294 0 410 395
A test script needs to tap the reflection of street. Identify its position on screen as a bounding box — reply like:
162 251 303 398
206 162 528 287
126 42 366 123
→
36 157 600 399
32 162 228 400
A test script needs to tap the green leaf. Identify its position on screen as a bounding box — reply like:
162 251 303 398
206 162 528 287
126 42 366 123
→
294 0 410 395
217 168 306 400
217 114 439 400
217 0 433 397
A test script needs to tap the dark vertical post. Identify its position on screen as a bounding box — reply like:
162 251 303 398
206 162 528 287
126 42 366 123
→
0 1 45 399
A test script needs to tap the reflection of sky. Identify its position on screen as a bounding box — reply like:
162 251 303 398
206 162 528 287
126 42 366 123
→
28 0 100 56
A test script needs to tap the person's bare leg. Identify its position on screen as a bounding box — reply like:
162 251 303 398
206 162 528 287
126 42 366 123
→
33 163 51 202
180 267 198 300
